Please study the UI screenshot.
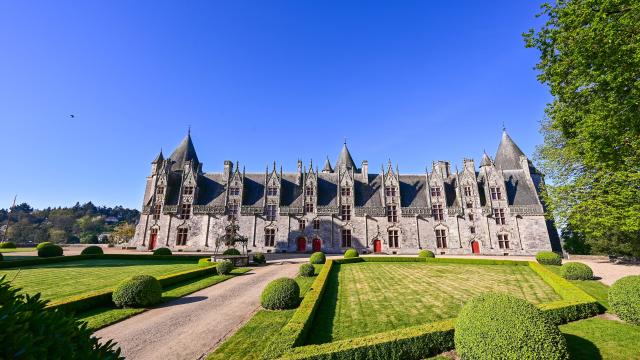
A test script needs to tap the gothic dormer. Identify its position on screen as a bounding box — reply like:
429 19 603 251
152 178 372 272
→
322 156 333 173
304 160 317 214
429 162 447 222
382 161 400 206
265 162 281 204
151 149 164 174
460 159 479 209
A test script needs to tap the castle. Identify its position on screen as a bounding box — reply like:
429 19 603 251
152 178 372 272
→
130 131 560 255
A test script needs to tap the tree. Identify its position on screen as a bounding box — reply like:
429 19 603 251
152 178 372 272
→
524 1 640 256
110 223 135 244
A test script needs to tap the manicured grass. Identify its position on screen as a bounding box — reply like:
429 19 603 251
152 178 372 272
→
307 262 561 343
0 247 36 253
79 267 251 330
0 258 200 302
207 265 322 360
560 318 640 360
545 265 610 310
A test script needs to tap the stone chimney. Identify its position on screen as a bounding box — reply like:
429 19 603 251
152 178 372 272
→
361 160 368 182
223 160 233 180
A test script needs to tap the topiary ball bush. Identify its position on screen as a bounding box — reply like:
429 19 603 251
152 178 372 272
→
81 245 104 255
455 293 569 360
217 260 234 275
309 252 326 264
0 242 16 249
261 277 300 310
252 252 266 265
153 247 172 256
36 241 53 250
37 244 63 258
536 251 562 265
560 262 593 280
112 275 162 308
299 263 315 277
609 275 640 325
344 248 359 258
418 250 435 258
223 248 241 256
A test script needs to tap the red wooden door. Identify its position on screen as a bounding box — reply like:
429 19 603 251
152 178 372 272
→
373 239 382 253
312 238 321 252
149 233 157 250
297 238 306 252
471 241 480 254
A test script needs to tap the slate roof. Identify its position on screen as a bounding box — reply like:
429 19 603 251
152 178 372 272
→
169 133 200 171
242 174 265 206
280 174 303 207
494 131 525 170
322 157 333 173
152 150 164 164
399 175 428 207
502 170 540 206
355 175 383 207
198 173 227 206
317 173 338 206
335 143 356 171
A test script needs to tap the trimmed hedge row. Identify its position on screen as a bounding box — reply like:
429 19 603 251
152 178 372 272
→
261 260 335 359
0 253 206 269
0 241 16 248
282 320 455 360
361 256 427 263
424 257 529 266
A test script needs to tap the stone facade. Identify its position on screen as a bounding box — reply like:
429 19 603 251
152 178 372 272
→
130 131 560 255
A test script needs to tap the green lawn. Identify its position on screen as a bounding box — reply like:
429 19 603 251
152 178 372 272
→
307 262 561 344
207 264 322 360
0 247 36 253
0 259 200 302
561 318 640 360
545 265 610 310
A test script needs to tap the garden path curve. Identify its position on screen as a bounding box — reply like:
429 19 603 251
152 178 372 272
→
94 261 302 360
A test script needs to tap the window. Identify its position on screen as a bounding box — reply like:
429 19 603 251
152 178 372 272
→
305 186 314 196
265 228 276 247
498 234 510 249
267 187 278 196
298 219 306 231
385 186 396 196
153 204 162 220
388 230 399 248
432 204 444 221
340 205 351 221
490 186 502 200
229 187 240 196
435 229 447 248
341 186 351 196
431 186 442 197
265 204 277 221
386 205 398 223
179 204 191 219
228 203 239 220
470 226 476 234
176 228 188 246
466 201 473 209
156 186 165 195
313 219 320 230
183 186 194 195
341 229 352 247
305 203 314 213
468 213 474 221
494 208 506 225
464 186 472 197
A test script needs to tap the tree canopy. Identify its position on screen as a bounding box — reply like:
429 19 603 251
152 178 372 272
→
524 0 640 256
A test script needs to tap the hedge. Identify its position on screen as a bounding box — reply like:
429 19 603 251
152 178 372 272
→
0 241 16 249
81 246 104 255
153 247 172 256
299 263 315 277
281 320 455 360
360 256 426 263
261 278 301 310
418 249 435 258
38 244 63 258
536 251 562 265
217 260 234 275
253 252 267 264
0 254 204 269
223 248 241 256
560 262 593 280
424 257 529 266
112 275 163 308
609 275 640 325
309 252 326 265
36 241 53 250
343 248 359 258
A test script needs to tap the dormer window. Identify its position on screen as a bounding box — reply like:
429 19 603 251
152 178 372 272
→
228 203 239 220
156 186 165 195
385 186 396 196
229 187 240 196
153 204 162 220
494 208 506 225
341 187 351 196
432 204 444 221
305 186 314 196
305 203 314 213
183 186 194 195
340 205 351 221
265 204 277 221
430 186 442 197
490 187 502 200
464 186 473 197
267 187 278 196
386 205 398 223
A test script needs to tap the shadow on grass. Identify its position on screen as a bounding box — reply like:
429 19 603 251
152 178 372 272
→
564 334 602 360
304 264 340 345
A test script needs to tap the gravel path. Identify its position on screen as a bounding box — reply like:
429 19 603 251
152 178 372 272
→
94 262 301 360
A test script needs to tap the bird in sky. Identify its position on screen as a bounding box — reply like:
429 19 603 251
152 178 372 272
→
70 114 75 118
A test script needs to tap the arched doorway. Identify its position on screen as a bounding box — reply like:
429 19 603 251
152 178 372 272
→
312 238 321 252
471 241 480 254
148 228 158 250
373 239 382 253
297 237 306 252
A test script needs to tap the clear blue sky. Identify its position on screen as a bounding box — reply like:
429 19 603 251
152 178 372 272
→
0 1 550 210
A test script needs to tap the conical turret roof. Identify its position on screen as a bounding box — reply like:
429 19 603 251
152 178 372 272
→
152 149 164 164
335 142 356 171
494 131 526 170
322 157 333 173
480 152 493 167
169 132 199 170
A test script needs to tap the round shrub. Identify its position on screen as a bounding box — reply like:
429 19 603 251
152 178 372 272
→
299 263 315 277
112 275 162 308
261 277 300 310
456 293 568 360
223 248 241 256
80 245 104 255
309 252 326 264
536 251 562 265
36 241 53 250
0 241 16 249
217 260 234 275
252 252 266 265
418 250 435 258
344 248 359 258
37 244 63 258
198 258 214 267
609 275 640 325
560 262 593 280
153 247 172 256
